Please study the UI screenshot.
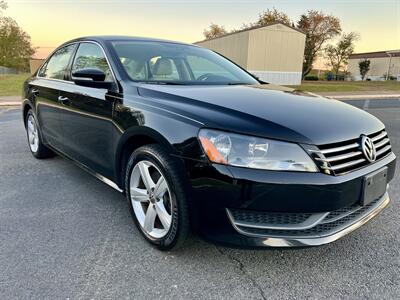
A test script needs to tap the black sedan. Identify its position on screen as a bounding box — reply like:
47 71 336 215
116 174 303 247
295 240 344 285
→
22 36 396 250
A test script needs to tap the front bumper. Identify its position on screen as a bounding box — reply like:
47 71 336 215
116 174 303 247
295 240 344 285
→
226 192 390 247
185 152 396 247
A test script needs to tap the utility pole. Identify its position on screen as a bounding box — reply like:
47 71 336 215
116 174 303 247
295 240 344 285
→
386 53 392 81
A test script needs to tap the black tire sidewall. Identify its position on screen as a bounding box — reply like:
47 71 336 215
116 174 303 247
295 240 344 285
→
125 145 189 250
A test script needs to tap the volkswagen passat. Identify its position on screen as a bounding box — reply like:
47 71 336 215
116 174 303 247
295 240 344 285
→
22 36 396 250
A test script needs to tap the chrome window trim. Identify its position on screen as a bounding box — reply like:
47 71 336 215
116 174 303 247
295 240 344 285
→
70 41 118 86
35 77 75 85
36 40 119 92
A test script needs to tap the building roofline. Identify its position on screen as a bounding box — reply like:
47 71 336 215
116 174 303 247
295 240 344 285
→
349 50 400 59
194 22 305 44
386 49 400 54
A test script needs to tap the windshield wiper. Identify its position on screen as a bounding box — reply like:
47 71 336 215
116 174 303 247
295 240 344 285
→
138 81 252 86
138 81 186 85
226 82 251 85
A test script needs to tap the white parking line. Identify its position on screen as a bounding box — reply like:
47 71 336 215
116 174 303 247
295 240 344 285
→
0 107 13 115
363 99 370 110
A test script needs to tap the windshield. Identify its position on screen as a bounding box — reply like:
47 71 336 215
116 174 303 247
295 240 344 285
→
111 40 259 85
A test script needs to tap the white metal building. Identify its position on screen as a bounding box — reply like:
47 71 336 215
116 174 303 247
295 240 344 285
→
348 50 400 81
195 22 306 85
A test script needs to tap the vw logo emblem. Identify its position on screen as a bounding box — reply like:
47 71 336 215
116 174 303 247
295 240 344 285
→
360 135 376 162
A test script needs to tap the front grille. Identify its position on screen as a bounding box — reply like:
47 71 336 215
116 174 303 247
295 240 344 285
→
226 192 389 239
309 130 392 175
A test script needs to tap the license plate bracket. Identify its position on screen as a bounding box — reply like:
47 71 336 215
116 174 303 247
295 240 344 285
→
361 167 388 206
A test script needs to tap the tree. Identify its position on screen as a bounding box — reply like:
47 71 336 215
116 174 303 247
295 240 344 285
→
0 1 35 71
256 8 292 26
297 10 342 78
0 17 36 71
324 32 358 79
238 8 292 31
203 23 227 40
358 59 370 81
0 0 7 11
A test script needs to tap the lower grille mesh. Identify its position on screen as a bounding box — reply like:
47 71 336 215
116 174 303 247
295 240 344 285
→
227 193 387 239
231 210 313 225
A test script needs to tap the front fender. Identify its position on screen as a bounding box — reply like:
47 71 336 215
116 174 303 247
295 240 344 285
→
112 100 205 187
22 99 34 126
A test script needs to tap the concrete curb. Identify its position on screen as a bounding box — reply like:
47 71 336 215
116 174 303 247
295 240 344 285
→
0 102 21 107
325 94 400 100
0 96 21 107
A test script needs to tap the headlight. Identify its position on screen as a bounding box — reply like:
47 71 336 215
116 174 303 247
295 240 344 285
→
198 129 318 172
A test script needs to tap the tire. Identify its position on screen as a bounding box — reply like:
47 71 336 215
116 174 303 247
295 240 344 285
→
25 110 54 159
125 144 190 250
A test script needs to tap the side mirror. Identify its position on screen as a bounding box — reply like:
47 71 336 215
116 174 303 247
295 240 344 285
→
72 68 113 89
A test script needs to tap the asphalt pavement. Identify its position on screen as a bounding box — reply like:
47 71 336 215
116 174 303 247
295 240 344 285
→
0 99 399 299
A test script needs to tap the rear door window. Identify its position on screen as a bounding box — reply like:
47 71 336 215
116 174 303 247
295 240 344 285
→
38 44 76 80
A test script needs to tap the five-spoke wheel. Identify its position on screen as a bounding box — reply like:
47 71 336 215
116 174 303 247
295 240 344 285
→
27 114 39 153
125 144 190 250
25 110 54 159
130 160 173 238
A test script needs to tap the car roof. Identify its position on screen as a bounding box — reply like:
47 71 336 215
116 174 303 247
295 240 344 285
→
61 35 197 47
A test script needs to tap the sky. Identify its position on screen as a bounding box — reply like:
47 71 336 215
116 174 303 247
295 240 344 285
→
4 0 400 58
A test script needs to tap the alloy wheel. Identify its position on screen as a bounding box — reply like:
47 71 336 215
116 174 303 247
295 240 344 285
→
129 160 173 239
27 115 39 153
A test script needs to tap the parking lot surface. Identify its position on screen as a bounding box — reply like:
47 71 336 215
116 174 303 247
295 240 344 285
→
0 99 399 299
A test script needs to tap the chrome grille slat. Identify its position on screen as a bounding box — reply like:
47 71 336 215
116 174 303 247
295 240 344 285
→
330 158 366 171
311 130 392 176
315 151 363 163
320 142 359 154
375 138 390 149
371 131 387 142
376 144 391 156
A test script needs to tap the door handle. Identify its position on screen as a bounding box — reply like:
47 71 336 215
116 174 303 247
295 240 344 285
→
58 96 70 103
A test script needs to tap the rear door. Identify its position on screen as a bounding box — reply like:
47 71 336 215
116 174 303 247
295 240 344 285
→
32 44 76 148
57 42 117 177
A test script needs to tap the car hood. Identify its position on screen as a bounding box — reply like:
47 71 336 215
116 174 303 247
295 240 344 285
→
136 84 384 145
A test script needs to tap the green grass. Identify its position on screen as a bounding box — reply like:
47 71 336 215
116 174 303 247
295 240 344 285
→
0 74 30 97
287 81 400 93
1 74 399 96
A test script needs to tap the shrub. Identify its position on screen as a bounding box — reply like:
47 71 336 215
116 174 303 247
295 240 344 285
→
359 59 370 81
304 75 319 81
325 71 334 81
